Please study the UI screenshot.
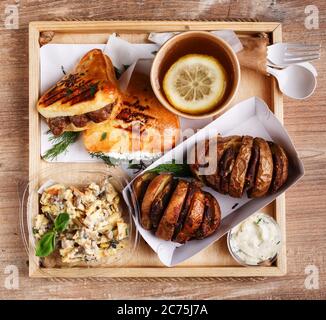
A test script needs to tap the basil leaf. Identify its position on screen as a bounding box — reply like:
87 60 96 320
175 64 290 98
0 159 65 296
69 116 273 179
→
54 213 70 232
35 231 56 257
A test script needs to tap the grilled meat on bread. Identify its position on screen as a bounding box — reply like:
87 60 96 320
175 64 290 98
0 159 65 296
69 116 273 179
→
83 72 180 159
38 49 120 135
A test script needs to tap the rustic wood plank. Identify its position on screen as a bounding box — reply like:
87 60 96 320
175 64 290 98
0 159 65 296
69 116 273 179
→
0 0 325 299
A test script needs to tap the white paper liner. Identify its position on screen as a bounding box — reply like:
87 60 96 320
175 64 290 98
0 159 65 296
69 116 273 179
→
104 34 159 70
122 97 304 266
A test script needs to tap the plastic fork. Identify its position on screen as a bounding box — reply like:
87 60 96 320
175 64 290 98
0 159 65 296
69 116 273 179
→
267 43 320 66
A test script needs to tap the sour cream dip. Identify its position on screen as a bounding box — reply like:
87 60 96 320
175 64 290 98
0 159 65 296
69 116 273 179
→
227 212 281 266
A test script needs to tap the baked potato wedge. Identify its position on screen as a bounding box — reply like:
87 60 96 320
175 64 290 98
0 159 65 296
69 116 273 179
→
195 192 221 239
174 190 205 243
247 138 273 198
141 173 173 230
269 142 289 193
132 172 157 204
155 179 189 241
172 181 201 240
229 136 254 198
219 146 237 194
205 136 242 192
189 139 209 182
150 178 175 229
245 141 260 191
190 136 225 181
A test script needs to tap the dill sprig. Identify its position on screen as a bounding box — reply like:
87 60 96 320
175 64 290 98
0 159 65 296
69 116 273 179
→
89 152 116 166
128 160 148 174
42 131 80 160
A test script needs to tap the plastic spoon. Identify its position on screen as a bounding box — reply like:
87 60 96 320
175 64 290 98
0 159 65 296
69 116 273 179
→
267 65 317 99
267 60 318 77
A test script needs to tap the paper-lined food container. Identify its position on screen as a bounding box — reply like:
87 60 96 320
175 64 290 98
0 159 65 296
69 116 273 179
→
122 96 304 266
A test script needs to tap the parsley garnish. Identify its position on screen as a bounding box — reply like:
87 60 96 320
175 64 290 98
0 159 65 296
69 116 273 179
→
100 132 107 141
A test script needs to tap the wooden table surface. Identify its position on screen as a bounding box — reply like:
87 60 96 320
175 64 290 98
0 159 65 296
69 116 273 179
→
0 0 325 299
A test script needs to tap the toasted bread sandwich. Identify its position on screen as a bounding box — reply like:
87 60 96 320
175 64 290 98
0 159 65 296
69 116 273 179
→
83 72 180 160
37 49 120 135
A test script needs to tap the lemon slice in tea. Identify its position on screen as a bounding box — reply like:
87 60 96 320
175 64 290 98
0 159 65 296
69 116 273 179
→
163 54 227 114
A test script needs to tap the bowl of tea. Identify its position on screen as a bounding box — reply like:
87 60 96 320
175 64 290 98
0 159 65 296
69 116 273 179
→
150 31 241 119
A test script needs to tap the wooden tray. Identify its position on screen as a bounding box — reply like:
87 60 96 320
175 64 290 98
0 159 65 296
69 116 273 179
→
29 20 286 277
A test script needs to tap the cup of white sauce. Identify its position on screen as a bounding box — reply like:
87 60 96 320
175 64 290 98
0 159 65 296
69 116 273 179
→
227 212 281 266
